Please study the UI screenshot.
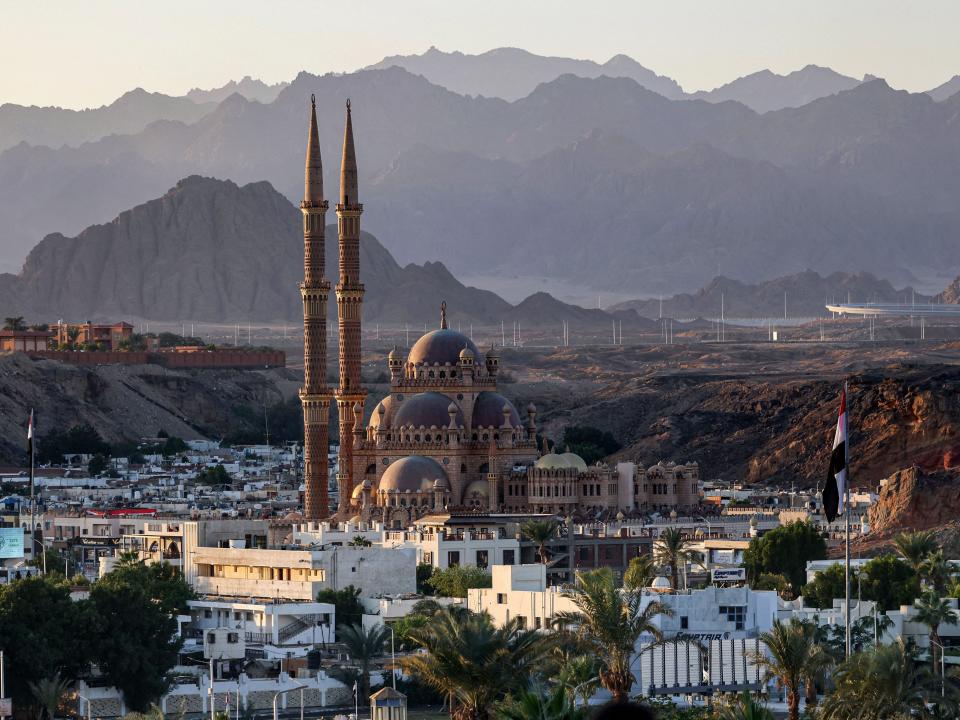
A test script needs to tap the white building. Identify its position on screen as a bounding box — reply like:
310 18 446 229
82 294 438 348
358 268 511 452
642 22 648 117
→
184 597 335 660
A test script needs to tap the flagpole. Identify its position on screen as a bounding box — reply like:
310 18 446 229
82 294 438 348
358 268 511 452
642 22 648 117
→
28 410 36 574
844 382 851 659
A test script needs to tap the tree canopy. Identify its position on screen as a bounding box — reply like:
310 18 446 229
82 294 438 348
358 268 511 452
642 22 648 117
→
559 425 621 465
426 565 492 598
744 521 826 594
316 584 364 627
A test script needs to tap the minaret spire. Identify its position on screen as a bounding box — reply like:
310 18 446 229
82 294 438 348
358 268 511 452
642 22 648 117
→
304 94 324 204
440 300 448 329
300 94 332 520
335 99 366 515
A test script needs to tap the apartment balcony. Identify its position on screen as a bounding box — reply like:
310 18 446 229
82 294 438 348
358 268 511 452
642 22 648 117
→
193 577 324 602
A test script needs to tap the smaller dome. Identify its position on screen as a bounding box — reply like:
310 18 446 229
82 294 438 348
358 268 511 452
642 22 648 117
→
447 402 459 414
526 402 537 413
616 511 625 521
650 575 672 591
463 479 490 498
459 345 474 361
369 396 397 432
486 345 500 358
473 391 521 428
351 484 365 500
535 453 570 470
560 452 587 471
395 392 464 429
388 345 402 362
379 456 449 493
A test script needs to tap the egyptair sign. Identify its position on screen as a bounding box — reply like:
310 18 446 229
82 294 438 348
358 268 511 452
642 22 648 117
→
711 567 746 583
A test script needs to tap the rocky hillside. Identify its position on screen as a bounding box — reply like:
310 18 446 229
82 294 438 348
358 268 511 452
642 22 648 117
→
0 353 299 464
0 176 511 323
502 341 960 488
868 466 960 536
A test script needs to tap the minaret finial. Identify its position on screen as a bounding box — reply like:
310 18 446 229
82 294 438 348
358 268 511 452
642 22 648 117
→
303 95 323 204
440 301 448 329
339 99 358 207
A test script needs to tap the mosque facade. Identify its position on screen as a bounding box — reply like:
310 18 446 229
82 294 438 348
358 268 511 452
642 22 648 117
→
298 99 700 525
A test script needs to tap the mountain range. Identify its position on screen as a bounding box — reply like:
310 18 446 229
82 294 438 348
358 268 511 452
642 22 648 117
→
0 175 633 325
611 270 933 319
3 53 960 296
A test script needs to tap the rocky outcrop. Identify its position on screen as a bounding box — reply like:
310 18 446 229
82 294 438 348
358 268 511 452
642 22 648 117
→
0 352 299 464
0 176 511 323
868 466 960 535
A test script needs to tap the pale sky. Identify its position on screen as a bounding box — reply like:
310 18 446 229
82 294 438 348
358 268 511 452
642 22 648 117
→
3 0 958 109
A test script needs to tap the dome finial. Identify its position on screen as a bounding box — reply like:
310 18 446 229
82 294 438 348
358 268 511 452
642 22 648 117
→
440 300 448 329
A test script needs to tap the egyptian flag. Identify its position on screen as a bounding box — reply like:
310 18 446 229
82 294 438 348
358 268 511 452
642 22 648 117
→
823 389 847 522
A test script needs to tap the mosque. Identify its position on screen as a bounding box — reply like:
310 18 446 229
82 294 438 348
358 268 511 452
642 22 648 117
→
298 98 699 526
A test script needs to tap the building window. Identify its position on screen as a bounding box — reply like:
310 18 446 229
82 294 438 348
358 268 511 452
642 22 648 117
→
681 616 689 629
535 617 542 629
497 593 507 605
476 550 489 569
447 551 460 567
503 549 515 565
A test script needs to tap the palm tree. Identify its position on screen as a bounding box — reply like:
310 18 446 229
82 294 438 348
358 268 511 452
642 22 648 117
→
29 672 70 720
557 653 599 707
920 550 952 594
557 567 672 703
819 639 949 719
914 591 959 677
338 623 390 705
521 519 559 565
893 530 938 571
716 691 775 720
402 608 550 720
3 316 26 331
751 619 832 720
623 554 656 592
654 527 694 590
348 535 372 547
496 683 586 720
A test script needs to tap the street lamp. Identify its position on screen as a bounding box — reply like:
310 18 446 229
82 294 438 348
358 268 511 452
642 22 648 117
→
272 685 305 720
388 625 397 690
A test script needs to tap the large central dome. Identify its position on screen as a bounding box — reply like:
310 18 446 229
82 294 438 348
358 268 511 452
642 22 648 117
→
408 329 480 366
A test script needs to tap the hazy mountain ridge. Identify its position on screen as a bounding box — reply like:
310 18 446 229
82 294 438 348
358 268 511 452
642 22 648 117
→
185 76 289 104
3 67 960 291
610 270 934 319
365 46 685 101
691 65 862 113
927 75 960 102
0 88 214 153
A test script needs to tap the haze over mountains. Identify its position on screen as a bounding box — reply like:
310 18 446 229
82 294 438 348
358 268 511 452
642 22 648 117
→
3 48 960 303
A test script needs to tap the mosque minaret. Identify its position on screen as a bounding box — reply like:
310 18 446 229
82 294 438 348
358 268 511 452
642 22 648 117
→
299 95 332 520
334 100 366 515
